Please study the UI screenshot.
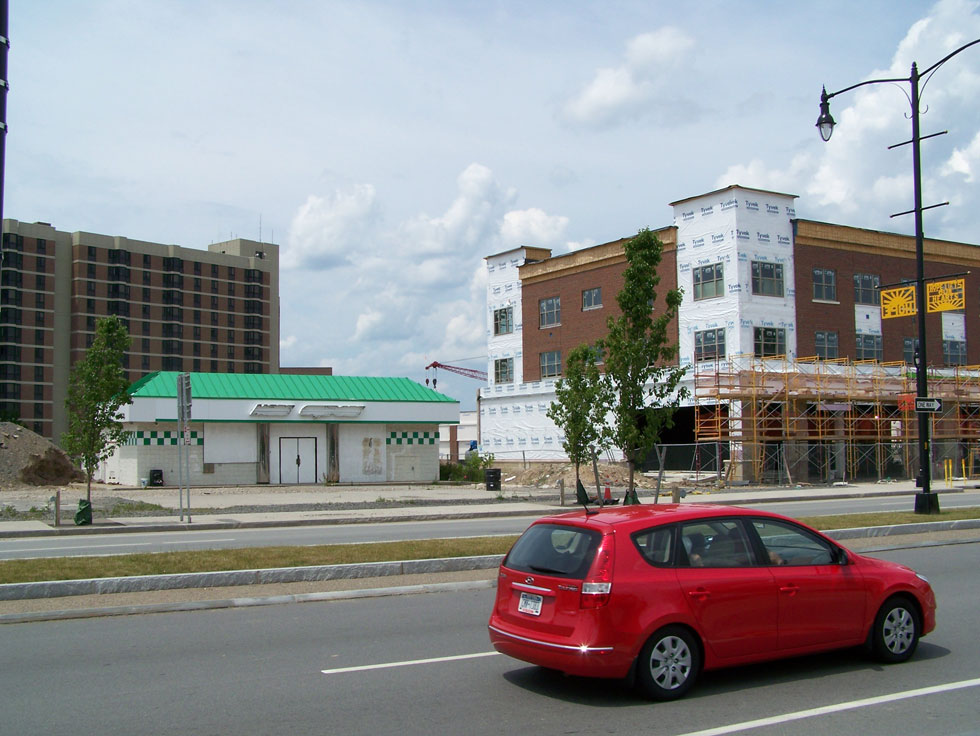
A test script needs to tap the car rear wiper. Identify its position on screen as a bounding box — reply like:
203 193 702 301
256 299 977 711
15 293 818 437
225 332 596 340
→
528 564 565 574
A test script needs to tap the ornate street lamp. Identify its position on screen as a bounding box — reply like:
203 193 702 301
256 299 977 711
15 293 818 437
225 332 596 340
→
818 38 980 514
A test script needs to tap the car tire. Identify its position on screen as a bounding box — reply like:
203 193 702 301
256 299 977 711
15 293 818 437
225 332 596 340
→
870 597 920 664
636 626 700 700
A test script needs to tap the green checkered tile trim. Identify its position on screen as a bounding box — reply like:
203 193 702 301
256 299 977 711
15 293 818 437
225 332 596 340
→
124 430 204 446
386 431 439 445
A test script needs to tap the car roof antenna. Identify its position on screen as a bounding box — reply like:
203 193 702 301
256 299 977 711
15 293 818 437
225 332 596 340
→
576 478 599 516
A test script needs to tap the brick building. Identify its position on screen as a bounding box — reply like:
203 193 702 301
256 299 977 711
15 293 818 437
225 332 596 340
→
0 219 279 442
480 185 980 484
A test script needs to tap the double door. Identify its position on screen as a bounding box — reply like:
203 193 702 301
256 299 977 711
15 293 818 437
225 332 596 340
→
279 437 317 484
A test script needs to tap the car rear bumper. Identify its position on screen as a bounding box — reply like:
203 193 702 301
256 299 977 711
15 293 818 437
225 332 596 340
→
488 623 632 678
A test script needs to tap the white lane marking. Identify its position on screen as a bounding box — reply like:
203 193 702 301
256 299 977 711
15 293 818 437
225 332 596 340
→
322 651 499 675
676 677 980 736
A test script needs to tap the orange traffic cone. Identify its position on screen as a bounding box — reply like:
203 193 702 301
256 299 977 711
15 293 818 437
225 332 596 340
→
604 483 612 502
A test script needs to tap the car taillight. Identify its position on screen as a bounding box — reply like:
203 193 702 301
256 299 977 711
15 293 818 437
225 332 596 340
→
580 535 614 609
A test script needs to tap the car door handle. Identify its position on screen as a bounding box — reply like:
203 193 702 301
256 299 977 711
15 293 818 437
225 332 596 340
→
687 588 711 600
779 584 799 595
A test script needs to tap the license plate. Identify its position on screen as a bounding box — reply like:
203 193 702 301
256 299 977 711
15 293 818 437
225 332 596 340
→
518 592 543 616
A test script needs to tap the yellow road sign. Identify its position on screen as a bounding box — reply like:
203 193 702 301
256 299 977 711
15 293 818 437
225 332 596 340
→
881 285 916 319
927 278 965 312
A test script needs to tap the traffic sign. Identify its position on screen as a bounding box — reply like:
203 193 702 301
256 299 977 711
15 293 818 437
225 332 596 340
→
915 397 943 413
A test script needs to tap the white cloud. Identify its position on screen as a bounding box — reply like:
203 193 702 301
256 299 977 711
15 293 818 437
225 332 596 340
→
279 163 566 393
562 27 695 128
282 184 379 270
500 208 569 248
717 0 980 236
942 130 980 182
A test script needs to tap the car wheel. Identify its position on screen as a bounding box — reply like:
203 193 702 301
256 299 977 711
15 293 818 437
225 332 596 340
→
871 597 920 664
636 626 700 700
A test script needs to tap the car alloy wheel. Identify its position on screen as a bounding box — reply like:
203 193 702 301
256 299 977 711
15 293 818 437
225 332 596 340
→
871 597 920 664
637 626 699 700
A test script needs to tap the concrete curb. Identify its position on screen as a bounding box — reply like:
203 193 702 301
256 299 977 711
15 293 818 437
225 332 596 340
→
0 579 497 625
825 517 980 539
0 554 506 601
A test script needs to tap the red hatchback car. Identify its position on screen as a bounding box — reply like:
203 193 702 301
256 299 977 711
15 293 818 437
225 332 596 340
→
488 504 936 700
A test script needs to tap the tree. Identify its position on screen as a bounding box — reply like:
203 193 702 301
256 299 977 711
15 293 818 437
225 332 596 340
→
62 316 133 502
547 344 613 498
599 228 688 503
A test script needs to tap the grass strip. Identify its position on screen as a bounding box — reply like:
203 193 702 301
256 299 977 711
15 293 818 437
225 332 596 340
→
0 507 977 585
0 536 519 584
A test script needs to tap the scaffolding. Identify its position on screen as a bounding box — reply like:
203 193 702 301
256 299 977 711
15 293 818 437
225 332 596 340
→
694 354 980 485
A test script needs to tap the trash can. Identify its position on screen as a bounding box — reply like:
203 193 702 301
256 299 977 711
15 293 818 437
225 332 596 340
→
149 469 164 486
74 499 92 526
484 468 501 491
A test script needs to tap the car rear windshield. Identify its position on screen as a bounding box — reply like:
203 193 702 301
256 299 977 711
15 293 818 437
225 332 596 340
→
504 523 603 579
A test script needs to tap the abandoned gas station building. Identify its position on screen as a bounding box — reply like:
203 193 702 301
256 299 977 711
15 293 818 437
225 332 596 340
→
101 372 459 486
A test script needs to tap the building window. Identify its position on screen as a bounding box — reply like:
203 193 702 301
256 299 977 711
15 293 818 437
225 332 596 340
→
751 262 784 297
904 337 919 365
494 357 514 383
539 297 560 328
582 287 602 310
693 264 724 301
943 340 967 366
856 334 883 361
540 350 562 378
813 268 837 301
815 331 839 359
754 327 786 357
854 273 880 305
493 306 513 336
694 328 725 362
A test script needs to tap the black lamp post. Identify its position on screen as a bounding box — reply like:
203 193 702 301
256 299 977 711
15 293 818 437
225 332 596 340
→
818 38 980 515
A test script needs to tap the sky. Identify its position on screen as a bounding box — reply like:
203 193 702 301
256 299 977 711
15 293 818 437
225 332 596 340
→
6 1 980 409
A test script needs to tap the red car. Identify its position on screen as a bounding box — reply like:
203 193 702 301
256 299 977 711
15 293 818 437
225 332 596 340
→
488 504 936 700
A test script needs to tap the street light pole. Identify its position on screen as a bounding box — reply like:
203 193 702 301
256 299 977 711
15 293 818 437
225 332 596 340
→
817 38 980 515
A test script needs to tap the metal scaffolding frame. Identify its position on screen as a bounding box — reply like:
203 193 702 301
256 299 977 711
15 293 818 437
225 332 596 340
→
693 354 980 485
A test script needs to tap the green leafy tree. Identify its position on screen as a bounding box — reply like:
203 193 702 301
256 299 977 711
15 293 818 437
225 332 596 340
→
599 228 688 503
547 344 614 495
62 316 133 501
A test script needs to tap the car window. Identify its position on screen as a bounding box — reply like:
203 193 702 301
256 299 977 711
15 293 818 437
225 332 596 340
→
504 523 602 579
750 519 836 566
679 520 753 568
632 526 675 567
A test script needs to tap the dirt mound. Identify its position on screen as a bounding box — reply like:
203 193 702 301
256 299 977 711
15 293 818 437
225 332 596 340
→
0 422 83 489
495 461 662 490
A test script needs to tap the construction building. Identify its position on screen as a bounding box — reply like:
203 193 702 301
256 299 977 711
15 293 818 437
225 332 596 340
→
480 185 980 485
1 219 280 442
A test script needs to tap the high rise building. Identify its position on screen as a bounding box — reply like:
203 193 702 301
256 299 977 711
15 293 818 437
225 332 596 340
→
1 219 279 442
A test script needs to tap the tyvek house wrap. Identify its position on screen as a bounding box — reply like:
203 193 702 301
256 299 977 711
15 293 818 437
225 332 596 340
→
675 188 798 367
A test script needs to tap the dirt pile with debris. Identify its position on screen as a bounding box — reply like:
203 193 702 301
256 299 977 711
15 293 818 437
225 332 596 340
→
495 461 665 490
0 422 84 490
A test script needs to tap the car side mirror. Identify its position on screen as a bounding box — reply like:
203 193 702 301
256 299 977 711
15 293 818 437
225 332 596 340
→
836 548 849 565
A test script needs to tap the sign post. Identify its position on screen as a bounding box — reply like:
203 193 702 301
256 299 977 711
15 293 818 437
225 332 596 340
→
176 373 192 522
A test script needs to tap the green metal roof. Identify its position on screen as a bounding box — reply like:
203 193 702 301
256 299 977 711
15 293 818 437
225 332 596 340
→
128 372 458 403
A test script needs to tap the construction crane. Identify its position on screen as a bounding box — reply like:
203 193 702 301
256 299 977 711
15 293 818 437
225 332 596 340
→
425 360 487 390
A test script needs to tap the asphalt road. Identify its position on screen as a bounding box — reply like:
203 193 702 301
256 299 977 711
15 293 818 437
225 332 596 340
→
1 492 978 560
1 543 977 736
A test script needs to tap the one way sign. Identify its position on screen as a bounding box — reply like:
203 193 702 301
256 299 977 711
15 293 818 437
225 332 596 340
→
915 397 943 413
